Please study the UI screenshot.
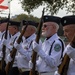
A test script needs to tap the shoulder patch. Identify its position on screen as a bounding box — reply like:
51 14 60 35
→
54 44 61 52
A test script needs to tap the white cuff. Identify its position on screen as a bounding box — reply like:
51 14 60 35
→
54 71 60 75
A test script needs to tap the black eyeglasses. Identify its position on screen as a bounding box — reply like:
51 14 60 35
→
42 24 48 28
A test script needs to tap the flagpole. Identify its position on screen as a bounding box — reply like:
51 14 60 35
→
8 0 10 18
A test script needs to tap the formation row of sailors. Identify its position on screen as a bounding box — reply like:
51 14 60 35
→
0 15 75 75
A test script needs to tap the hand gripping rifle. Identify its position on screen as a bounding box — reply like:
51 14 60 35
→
5 21 28 75
0 14 10 72
29 8 45 75
58 34 75 75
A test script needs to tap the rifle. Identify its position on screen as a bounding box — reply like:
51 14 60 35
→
0 14 10 72
29 8 45 75
58 34 75 75
5 21 28 75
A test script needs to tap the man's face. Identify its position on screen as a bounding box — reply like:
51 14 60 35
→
22 25 35 37
63 24 75 42
42 22 55 37
0 23 7 32
8 26 17 35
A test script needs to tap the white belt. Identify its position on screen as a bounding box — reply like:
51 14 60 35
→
39 72 54 75
40 72 48 73
19 68 30 72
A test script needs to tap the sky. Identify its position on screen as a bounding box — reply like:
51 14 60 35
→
0 0 73 18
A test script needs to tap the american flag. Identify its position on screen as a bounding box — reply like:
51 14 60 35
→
0 0 11 9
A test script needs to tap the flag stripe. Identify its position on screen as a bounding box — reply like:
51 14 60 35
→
0 0 4 4
0 5 8 9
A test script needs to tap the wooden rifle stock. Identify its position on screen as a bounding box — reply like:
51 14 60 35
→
58 34 75 75
5 22 28 75
58 54 70 75
0 14 10 71
29 8 45 75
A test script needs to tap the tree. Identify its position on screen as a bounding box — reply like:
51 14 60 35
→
20 0 75 15
11 14 40 22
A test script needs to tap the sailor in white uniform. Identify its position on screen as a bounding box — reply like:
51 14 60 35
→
13 20 39 75
54 15 75 75
3 20 21 75
31 15 65 75
0 19 11 68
